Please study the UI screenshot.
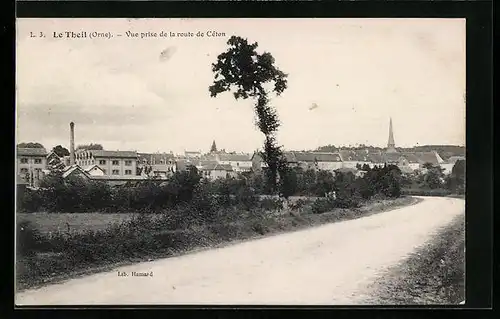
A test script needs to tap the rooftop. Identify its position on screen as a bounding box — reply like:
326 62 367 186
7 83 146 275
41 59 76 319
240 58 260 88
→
413 151 441 165
17 147 48 156
200 163 234 171
87 150 137 158
339 150 372 162
82 164 104 173
62 165 90 179
138 152 175 163
217 153 252 162
446 156 466 164
281 151 342 163
91 175 146 180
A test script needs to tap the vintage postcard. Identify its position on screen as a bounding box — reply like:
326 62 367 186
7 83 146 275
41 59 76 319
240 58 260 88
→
15 18 465 306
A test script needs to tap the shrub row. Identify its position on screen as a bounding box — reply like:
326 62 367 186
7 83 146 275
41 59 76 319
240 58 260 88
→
401 188 453 197
17 164 404 214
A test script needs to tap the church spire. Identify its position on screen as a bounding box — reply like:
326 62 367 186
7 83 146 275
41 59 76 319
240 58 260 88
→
210 140 217 153
387 117 397 153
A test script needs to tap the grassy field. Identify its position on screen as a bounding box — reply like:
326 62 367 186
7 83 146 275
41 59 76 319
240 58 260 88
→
366 214 465 305
15 195 400 235
16 196 320 235
17 213 137 234
16 197 420 291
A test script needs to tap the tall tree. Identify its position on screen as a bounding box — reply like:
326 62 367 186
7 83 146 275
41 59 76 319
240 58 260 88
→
209 36 288 194
17 142 44 149
52 145 70 157
446 159 465 194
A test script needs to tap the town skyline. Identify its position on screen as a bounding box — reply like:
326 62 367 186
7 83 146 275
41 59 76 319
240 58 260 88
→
16 18 466 154
16 133 465 157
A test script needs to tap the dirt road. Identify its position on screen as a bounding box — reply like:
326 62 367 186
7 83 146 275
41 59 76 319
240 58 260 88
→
16 196 464 305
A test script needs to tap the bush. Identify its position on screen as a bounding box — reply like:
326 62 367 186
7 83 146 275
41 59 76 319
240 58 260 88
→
311 198 336 214
234 186 258 211
258 197 283 211
289 198 310 210
335 193 362 209
17 221 44 257
446 160 465 195
17 189 44 213
18 162 403 215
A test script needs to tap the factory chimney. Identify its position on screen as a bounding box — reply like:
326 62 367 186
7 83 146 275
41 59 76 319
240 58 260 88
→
70 122 75 165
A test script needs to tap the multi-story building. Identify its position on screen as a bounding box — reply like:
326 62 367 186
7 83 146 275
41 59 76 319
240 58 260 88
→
16 147 48 186
137 152 176 178
75 149 137 178
339 150 372 169
199 163 237 180
215 153 253 173
251 151 343 172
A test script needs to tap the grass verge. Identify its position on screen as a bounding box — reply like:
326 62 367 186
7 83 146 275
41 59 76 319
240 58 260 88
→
365 214 465 305
16 196 420 292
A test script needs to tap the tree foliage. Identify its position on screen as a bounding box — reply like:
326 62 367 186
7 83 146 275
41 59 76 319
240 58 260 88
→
17 142 44 149
421 164 446 189
52 145 70 157
209 36 289 195
446 159 465 194
18 164 404 214
76 143 104 150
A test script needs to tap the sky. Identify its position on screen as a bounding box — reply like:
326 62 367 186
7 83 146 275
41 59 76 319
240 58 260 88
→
16 18 466 154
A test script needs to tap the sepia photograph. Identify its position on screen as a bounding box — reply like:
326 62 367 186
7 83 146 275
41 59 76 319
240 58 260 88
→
15 18 466 306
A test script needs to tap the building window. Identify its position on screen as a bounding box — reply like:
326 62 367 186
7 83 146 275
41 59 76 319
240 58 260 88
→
112 170 119 175
34 158 42 164
20 158 28 164
99 160 106 165
125 160 132 166
125 170 132 175
112 160 119 165
20 168 28 173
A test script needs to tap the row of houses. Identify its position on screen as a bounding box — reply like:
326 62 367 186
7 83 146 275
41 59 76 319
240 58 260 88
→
15 147 250 187
251 150 463 175
16 119 463 187
16 146 465 189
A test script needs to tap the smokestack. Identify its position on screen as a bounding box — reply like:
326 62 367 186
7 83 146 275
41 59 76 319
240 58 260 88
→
70 122 75 165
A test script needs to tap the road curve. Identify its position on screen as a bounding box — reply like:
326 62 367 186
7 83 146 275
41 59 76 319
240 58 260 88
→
16 196 465 305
